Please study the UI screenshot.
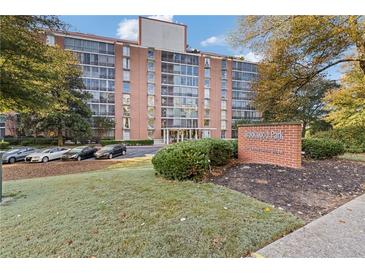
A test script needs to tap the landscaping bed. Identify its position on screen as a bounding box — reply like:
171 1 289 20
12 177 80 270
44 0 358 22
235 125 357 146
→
2 161 117 181
210 159 365 223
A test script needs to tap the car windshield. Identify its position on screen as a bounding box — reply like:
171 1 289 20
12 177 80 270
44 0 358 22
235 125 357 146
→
6 149 20 154
69 147 84 153
99 146 114 152
40 148 52 153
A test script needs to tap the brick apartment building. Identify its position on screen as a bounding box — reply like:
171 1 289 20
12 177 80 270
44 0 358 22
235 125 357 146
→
1 17 260 143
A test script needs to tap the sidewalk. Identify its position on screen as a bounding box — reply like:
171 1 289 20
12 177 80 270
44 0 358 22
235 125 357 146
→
257 194 365 258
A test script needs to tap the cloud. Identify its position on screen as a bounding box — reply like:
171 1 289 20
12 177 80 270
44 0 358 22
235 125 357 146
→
116 15 174 41
200 35 227 47
242 51 263 62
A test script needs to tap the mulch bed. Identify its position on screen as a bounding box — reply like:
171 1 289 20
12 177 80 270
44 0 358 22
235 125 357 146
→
3 160 119 181
209 159 365 223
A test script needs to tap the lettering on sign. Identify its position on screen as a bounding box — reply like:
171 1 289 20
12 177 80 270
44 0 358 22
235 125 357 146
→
244 130 283 141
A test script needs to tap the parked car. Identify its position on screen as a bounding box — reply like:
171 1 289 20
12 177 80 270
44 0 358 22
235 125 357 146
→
61 146 97 161
25 147 70 163
95 144 127 159
1 147 37 164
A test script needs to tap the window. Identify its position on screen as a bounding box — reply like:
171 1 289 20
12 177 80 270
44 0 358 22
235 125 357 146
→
147 107 155 118
204 99 210 109
221 89 227 99
204 109 210 118
123 129 130 140
123 117 130 129
148 48 154 59
123 46 130 57
221 100 227 110
46 35 55 46
204 68 210 78
147 83 155 95
147 96 155 107
221 80 227 89
204 119 210 127
221 120 227 130
204 88 210 99
123 94 130 105
123 58 130 70
148 61 155 72
221 110 227 120
123 106 130 117
204 58 211 68
123 70 130 81
123 82 130 93
204 79 210 88
147 72 155 83
221 130 226 139
221 59 227 70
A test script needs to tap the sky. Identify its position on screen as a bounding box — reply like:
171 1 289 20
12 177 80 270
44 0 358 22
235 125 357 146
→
59 15 262 62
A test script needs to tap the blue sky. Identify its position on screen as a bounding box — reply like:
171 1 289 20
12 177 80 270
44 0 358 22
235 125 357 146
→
60 15 261 61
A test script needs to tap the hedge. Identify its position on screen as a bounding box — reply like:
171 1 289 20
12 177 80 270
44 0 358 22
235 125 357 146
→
100 139 154 146
4 137 58 146
152 139 232 181
229 139 238 159
0 141 10 149
302 138 345 160
312 126 365 153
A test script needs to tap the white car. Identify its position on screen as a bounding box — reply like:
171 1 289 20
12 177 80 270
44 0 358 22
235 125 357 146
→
25 147 70 163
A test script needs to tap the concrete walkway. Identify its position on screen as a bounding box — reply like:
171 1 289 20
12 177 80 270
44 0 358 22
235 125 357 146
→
257 194 365 257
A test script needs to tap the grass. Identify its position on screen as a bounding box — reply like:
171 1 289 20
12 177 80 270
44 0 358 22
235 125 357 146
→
0 158 303 257
338 153 365 162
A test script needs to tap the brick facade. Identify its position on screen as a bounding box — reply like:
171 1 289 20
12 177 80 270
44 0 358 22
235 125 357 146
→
238 123 302 169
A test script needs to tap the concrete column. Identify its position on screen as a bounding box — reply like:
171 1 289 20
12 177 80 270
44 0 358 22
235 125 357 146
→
189 129 192 139
181 130 184 142
166 129 170 144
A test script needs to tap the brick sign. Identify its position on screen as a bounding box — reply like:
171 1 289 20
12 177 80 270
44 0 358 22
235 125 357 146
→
238 122 302 169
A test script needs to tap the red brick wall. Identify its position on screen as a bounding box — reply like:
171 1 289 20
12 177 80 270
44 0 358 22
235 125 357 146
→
238 123 302 169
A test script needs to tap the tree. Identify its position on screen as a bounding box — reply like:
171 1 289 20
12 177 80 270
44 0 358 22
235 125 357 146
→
324 63 365 128
0 16 68 112
229 16 365 127
92 117 115 143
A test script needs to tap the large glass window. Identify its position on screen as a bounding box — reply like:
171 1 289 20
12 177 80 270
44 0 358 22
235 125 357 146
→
123 82 130 93
123 46 130 57
123 57 130 70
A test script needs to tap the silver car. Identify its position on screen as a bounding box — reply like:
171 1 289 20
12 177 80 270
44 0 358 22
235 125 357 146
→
1 147 36 164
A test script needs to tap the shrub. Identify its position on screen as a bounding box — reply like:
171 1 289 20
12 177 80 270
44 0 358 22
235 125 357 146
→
198 138 232 166
152 139 232 181
229 139 238 159
0 141 10 149
100 139 154 146
302 138 345 159
4 137 58 146
311 126 365 152
152 142 209 181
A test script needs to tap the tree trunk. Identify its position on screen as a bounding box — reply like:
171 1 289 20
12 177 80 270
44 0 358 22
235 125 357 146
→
302 121 307 138
57 128 63 146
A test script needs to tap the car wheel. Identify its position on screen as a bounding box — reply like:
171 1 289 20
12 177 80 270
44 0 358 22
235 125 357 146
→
8 157 16 164
42 156 49 163
109 154 113 159
77 156 81 161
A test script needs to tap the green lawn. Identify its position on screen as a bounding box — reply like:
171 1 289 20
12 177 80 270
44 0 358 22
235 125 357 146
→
0 159 303 257
338 153 365 162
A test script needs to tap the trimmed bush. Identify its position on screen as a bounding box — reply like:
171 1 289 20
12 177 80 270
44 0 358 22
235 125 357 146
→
100 139 154 146
0 141 10 149
152 139 232 181
152 142 209 181
302 138 345 159
312 126 365 153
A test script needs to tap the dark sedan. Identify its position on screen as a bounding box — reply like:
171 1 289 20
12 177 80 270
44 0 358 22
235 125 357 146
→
95 144 127 159
61 146 97 161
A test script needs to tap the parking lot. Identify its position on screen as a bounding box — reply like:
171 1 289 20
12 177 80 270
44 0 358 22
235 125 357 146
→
2 145 163 181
